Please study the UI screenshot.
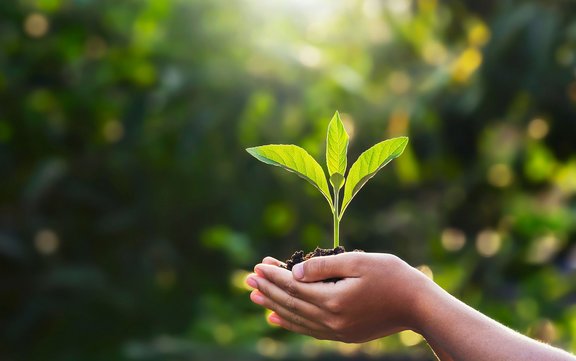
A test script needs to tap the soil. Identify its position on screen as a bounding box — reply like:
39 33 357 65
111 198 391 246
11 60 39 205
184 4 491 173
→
281 246 363 282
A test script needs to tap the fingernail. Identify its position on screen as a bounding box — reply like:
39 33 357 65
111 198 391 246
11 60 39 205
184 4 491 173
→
250 291 264 305
268 313 281 325
293 263 304 279
246 276 258 289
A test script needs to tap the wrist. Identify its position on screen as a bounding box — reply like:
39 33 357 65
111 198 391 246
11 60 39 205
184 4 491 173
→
408 270 445 335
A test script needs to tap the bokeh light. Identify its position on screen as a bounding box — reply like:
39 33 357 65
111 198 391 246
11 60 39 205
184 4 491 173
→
476 229 502 257
24 13 49 38
417 264 434 280
526 234 562 264
34 229 60 255
441 228 466 252
487 163 514 188
102 119 124 143
527 118 550 140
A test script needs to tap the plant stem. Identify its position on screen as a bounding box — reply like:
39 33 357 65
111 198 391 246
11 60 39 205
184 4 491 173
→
333 187 340 248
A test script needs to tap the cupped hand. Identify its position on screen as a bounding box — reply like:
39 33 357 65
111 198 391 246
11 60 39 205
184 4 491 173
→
245 252 431 343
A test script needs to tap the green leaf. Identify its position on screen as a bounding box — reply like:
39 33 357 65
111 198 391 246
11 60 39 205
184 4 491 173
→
330 173 345 190
340 137 409 217
246 145 333 208
326 111 349 190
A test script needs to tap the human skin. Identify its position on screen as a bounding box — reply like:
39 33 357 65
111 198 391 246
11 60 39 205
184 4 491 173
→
245 252 576 361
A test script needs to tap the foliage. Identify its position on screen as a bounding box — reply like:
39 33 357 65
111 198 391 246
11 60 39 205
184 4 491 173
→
247 111 407 248
0 0 576 360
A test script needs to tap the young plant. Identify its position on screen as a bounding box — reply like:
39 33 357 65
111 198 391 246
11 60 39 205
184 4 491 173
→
246 111 408 249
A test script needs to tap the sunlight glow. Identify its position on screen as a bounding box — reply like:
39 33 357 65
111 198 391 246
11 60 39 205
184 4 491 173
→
297 44 323 68
245 0 345 22
384 0 412 17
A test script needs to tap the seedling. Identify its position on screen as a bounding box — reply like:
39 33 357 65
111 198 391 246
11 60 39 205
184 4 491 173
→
246 111 408 249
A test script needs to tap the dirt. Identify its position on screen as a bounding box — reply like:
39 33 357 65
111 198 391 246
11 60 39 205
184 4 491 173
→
281 246 363 282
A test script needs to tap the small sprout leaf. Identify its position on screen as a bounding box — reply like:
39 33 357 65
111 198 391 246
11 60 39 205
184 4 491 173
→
247 111 408 249
246 145 333 208
330 173 345 191
326 111 349 190
340 137 408 217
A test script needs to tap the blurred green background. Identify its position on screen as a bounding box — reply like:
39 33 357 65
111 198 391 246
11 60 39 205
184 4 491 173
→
1 0 576 360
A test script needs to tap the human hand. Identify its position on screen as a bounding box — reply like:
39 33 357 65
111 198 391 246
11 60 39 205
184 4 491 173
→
246 252 432 343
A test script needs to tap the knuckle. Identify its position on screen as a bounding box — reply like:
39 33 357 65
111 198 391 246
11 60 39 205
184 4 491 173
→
284 295 297 312
354 253 368 268
385 253 404 268
283 279 299 297
257 280 270 296
318 258 328 273
347 253 367 272
289 312 304 327
309 257 327 275
326 299 343 314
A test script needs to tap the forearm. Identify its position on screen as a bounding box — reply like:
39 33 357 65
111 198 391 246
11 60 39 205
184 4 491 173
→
414 280 576 361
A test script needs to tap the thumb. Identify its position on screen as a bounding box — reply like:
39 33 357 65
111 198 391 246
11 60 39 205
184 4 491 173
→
292 253 361 282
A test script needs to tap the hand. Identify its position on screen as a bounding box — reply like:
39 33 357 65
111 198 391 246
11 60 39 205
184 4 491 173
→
246 252 431 343
247 253 576 361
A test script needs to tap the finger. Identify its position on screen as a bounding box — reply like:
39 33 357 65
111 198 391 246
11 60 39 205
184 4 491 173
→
293 252 364 282
262 256 285 267
268 312 332 341
245 273 258 289
252 274 324 322
254 263 333 306
254 262 292 279
250 290 324 334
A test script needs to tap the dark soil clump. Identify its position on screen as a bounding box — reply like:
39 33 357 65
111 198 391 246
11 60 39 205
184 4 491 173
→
284 246 346 270
282 246 363 282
